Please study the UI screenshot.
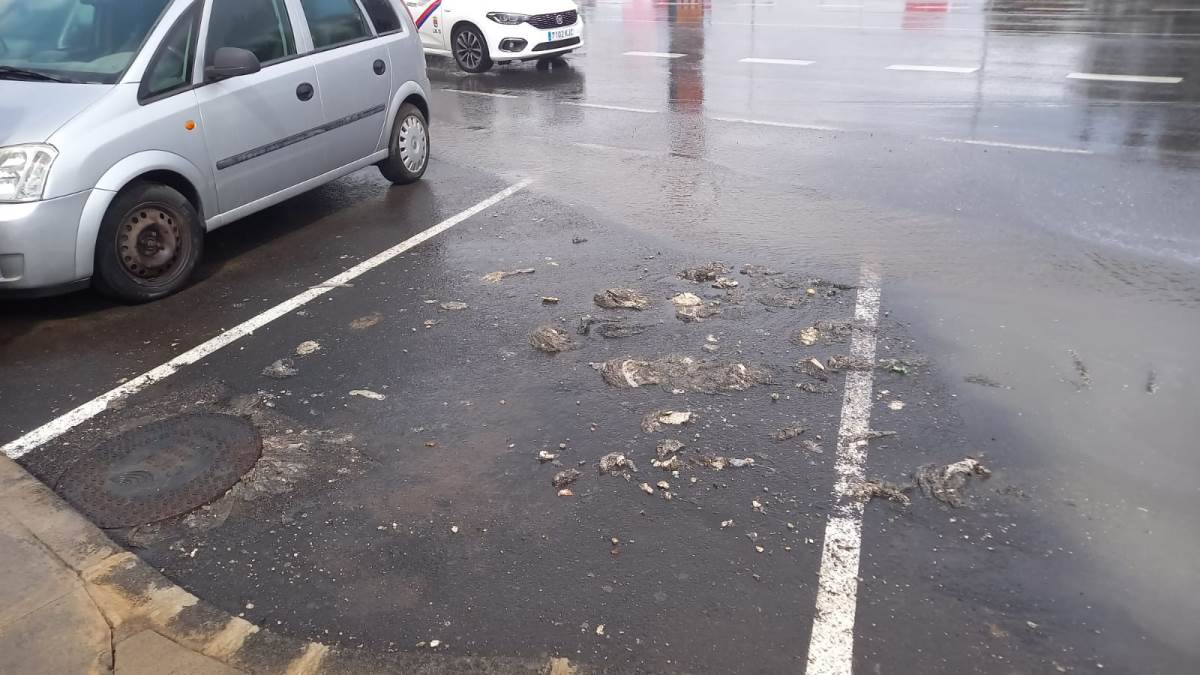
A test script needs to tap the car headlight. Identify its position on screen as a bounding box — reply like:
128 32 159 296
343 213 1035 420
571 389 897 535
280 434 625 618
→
0 144 58 203
486 12 529 25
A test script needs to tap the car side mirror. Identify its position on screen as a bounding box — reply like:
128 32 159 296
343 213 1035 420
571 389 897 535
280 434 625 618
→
204 47 261 82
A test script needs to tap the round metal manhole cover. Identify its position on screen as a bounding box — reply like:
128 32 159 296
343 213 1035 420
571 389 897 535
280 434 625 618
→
56 413 262 528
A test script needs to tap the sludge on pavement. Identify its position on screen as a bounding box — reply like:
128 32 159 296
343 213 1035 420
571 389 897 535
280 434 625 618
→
17 210 1017 674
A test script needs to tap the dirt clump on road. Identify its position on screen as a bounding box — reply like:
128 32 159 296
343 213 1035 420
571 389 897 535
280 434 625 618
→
592 355 771 393
915 458 991 507
530 325 576 353
594 288 651 310
679 262 730 282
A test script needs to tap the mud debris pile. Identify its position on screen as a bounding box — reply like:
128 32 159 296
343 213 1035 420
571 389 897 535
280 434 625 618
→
592 356 772 393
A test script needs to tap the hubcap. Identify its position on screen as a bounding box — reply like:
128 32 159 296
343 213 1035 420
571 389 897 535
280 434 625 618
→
397 114 428 173
456 31 483 69
117 205 186 283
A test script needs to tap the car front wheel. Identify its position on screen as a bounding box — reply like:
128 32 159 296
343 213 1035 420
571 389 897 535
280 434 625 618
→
453 25 492 73
93 181 204 303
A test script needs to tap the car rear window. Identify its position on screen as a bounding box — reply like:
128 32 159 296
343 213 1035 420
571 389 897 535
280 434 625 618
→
300 0 372 49
360 0 402 34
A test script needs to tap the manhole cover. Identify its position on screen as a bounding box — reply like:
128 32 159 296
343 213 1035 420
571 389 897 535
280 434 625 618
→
56 413 262 528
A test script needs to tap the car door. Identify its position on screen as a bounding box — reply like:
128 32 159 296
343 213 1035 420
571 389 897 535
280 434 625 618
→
194 0 328 217
407 0 447 50
295 0 392 169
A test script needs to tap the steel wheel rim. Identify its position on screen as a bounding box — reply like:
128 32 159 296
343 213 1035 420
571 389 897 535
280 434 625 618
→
397 114 428 173
456 31 483 69
117 203 188 285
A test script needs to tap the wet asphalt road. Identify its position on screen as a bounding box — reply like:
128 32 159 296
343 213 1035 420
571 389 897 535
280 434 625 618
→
3 1 1200 673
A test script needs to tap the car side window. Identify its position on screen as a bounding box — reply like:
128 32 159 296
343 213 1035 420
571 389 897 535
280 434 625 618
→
360 0 402 34
300 0 372 49
205 0 297 66
141 5 200 101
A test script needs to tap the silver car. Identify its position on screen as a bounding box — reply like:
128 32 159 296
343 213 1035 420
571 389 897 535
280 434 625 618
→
0 0 431 301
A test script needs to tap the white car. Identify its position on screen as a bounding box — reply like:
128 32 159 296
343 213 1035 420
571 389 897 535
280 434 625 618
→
407 0 583 72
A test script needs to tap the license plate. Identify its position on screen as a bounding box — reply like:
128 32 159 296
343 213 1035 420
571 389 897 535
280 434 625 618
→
547 27 577 41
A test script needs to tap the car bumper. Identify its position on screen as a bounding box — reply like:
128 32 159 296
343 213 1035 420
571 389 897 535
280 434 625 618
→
487 19 584 60
0 190 90 293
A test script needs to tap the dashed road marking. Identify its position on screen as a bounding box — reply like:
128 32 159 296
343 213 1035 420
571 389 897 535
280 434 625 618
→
442 89 519 98
560 102 659 114
740 57 815 66
886 64 979 73
928 136 1093 154
805 264 881 675
1066 72 1182 84
1 181 534 460
624 51 686 58
709 115 843 132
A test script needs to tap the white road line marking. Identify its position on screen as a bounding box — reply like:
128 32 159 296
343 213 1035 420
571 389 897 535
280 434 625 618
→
709 115 843 132
886 64 979 73
442 89 519 98
0 181 534 460
805 264 881 675
623 51 686 58
928 136 1093 154
1066 72 1182 84
740 57 815 66
589 16 1200 37
559 102 659 114
571 142 662 157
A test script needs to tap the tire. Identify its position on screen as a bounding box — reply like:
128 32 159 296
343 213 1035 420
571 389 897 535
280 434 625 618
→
377 103 430 185
452 24 492 73
92 181 203 303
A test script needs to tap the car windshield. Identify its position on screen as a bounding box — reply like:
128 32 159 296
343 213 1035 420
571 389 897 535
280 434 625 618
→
0 0 173 84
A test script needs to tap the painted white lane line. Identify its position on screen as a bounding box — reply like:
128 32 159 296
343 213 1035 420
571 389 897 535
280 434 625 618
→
624 51 686 58
886 64 979 73
709 115 843 132
559 102 659 114
805 264 881 675
1066 72 1182 84
443 89 519 98
928 136 1093 154
571 142 662 158
1 181 534 460
740 57 815 66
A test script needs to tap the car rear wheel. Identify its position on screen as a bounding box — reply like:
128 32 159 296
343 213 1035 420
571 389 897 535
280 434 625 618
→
453 25 492 73
377 102 429 185
93 181 203 303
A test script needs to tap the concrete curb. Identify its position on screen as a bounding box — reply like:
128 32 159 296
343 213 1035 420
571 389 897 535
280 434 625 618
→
0 455 582 675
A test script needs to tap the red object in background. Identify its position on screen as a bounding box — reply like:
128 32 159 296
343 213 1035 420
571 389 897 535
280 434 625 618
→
905 1 949 11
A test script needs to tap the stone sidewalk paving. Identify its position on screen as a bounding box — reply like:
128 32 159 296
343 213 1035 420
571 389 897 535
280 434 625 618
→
1 455 241 675
0 455 578 675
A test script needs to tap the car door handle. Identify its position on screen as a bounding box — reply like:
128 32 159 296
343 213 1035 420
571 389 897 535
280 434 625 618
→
373 59 386 75
296 82 315 101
